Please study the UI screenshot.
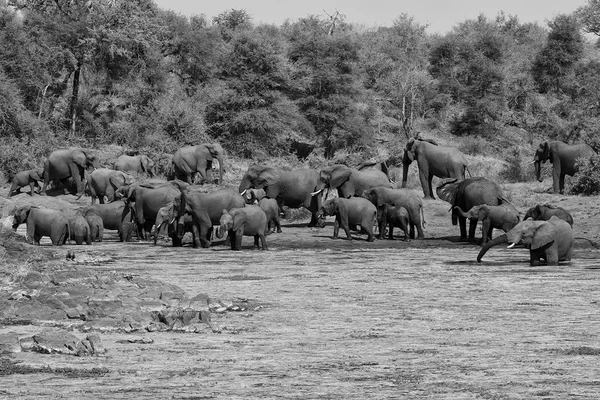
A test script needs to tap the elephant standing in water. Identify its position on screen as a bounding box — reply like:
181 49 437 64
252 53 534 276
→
401 138 468 199
533 141 596 194
437 177 506 242
172 143 225 184
239 166 323 227
41 148 100 196
477 216 574 266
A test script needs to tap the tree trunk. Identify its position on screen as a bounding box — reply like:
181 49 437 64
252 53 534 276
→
69 60 82 137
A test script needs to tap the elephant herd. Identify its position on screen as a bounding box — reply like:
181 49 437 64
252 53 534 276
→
7 137 594 265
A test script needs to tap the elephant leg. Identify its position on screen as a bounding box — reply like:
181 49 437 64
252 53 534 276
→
7 182 17 198
458 216 468 241
199 225 211 248
340 216 352 240
427 174 436 200
378 209 387 240
388 224 394 240
171 233 183 247
363 223 374 242
468 218 478 241
559 174 565 194
545 244 560 266
105 187 115 203
410 210 425 239
235 229 243 250
33 232 42 245
418 168 432 198
333 219 340 238
259 234 268 250
275 217 282 233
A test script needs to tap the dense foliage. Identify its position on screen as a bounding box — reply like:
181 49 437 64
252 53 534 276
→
1 0 600 182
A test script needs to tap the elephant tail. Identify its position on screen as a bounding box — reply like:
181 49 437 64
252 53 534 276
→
76 179 88 200
477 233 508 263
420 204 426 230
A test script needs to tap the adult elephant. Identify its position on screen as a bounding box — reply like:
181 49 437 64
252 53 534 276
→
12 205 69 246
402 138 468 199
81 201 135 242
41 148 100 196
118 181 186 240
114 154 156 177
172 143 224 184
534 141 596 194
238 166 323 227
477 216 573 266
454 203 520 245
317 164 392 199
436 177 506 241
152 202 198 247
524 204 574 227
362 187 425 239
174 186 245 248
79 168 134 204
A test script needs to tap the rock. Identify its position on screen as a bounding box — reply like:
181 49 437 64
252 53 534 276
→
30 330 82 355
86 333 106 354
0 332 21 354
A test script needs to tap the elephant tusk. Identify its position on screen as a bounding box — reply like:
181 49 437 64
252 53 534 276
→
528 160 536 165
240 189 247 196
311 189 323 196
170 217 176 225
507 243 516 249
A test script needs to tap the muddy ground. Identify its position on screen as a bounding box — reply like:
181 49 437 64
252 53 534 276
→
1 181 600 399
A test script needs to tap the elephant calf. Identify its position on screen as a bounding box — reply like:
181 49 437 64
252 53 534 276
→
12 205 69 246
8 169 43 198
217 206 268 250
319 197 377 242
69 214 92 245
454 203 520 245
378 204 410 241
524 204 574 227
84 211 104 242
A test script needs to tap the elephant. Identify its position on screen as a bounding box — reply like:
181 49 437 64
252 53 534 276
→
318 197 377 242
41 148 100 196
241 188 281 234
362 187 425 239
477 216 574 266
454 203 520 245
172 143 225 184
402 137 468 199
524 204 574 227
82 201 135 242
152 201 199 247
117 181 184 240
79 168 135 204
534 141 596 194
12 205 69 246
317 164 392 199
175 186 246 248
216 206 269 250
7 169 43 198
357 160 389 177
378 204 410 241
84 211 104 242
114 154 156 177
436 177 505 241
239 166 322 227
68 214 91 245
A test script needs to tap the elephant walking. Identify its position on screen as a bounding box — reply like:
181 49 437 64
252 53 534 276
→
317 164 392 199
8 169 43 198
319 197 377 242
79 168 134 204
402 138 468 199
41 148 100 196
114 153 156 177
172 143 224 184
217 206 269 250
477 216 573 266
534 141 596 194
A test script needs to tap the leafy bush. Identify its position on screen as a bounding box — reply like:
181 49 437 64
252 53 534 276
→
567 155 600 195
499 146 527 183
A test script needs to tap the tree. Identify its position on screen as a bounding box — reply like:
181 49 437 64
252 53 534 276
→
532 14 584 94
575 0 600 36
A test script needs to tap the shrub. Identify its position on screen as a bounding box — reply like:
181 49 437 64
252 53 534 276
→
567 155 600 195
499 146 527 183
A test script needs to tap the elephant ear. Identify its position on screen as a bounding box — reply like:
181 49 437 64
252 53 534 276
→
16 206 31 221
477 206 490 221
257 168 280 188
329 166 352 189
139 156 149 172
530 222 557 250
232 211 247 231
205 143 223 159
436 178 459 204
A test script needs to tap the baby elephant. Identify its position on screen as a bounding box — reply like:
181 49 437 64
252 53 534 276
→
217 206 268 250
454 203 520 245
242 189 281 233
84 211 104 242
378 204 410 241
319 197 377 242
8 169 43 198
69 214 92 245
524 204 573 227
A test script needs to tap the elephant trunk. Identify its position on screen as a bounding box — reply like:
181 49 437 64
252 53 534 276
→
401 160 409 188
217 155 224 185
453 206 472 219
534 160 543 182
215 225 224 239
477 233 508 263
